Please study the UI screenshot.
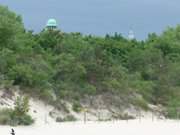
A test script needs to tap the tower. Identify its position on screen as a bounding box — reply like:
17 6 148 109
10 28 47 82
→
46 18 57 30
128 29 135 40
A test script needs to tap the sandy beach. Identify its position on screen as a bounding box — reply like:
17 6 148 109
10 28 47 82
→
1 119 180 135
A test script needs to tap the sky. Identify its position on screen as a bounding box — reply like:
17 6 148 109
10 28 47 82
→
0 0 180 40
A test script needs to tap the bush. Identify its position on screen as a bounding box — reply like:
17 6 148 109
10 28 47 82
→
132 97 149 111
63 115 77 122
0 108 34 126
112 113 135 120
0 96 34 126
0 109 12 125
166 107 177 119
14 96 30 116
11 113 34 126
56 115 77 122
56 117 64 122
72 102 82 112
166 98 180 119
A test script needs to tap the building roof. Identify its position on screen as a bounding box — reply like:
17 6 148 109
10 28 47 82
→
46 18 57 27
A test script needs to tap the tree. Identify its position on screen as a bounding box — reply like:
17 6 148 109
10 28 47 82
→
0 6 24 49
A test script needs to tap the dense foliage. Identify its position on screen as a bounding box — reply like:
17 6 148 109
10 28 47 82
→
1 5 180 118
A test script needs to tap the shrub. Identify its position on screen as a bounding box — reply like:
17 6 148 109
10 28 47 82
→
166 98 180 119
56 115 77 122
63 115 77 122
166 107 177 119
10 113 34 126
0 96 34 126
132 97 149 111
0 109 12 125
72 102 82 112
56 117 64 122
0 108 34 126
14 96 30 116
112 113 135 120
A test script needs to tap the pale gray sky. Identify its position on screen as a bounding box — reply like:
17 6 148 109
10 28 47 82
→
0 0 180 39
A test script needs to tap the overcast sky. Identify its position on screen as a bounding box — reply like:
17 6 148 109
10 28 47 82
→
0 0 180 39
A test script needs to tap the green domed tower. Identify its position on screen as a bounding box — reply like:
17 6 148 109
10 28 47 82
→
46 18 57 30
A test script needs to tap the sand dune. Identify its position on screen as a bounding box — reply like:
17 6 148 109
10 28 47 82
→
0 90 176 135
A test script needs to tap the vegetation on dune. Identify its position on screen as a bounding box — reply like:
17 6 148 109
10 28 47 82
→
1 5 180 119
56 115 77 122
0 96 34 126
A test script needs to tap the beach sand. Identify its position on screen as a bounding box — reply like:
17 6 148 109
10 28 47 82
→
1 119 180 135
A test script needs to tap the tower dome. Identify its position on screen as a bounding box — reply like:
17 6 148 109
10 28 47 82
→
46 18 57 30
